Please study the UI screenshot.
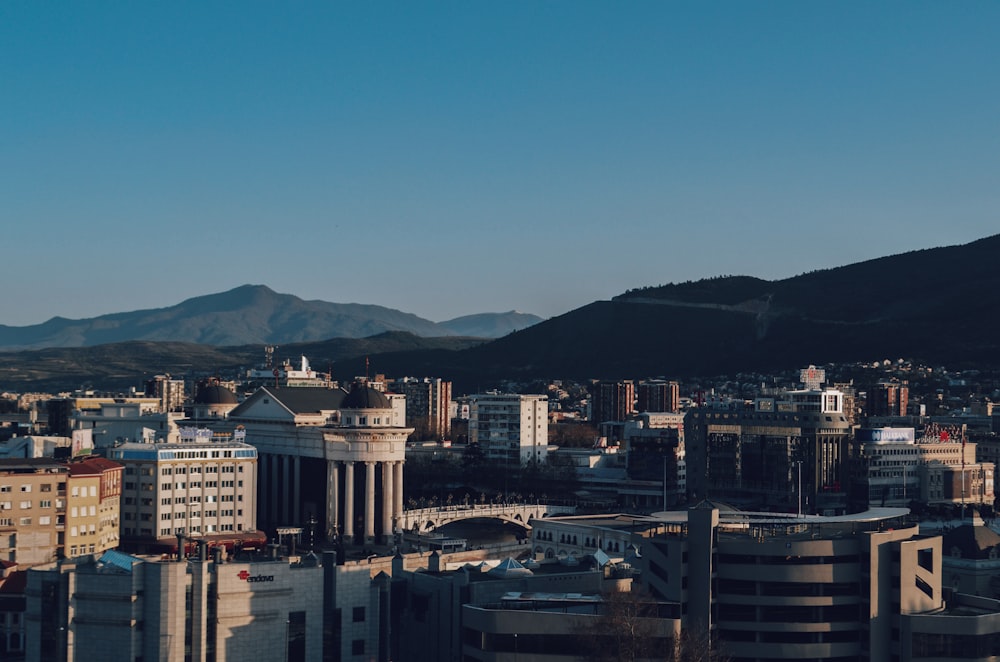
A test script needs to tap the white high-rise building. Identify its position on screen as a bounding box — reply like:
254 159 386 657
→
106 438 259 550
469 393 548 464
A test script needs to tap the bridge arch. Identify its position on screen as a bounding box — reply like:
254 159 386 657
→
397 503 576 535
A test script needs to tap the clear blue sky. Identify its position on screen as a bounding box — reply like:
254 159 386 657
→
2 2 998 327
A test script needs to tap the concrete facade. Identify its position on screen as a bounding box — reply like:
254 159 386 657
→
469 393 548 464
106 440 258 548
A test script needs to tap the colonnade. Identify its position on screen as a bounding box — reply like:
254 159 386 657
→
325 459 404 543
257 453 404 545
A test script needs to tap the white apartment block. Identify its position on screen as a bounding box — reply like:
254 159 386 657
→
469 393 548 464
107 439 258 548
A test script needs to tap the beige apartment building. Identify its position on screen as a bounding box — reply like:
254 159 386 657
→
0 457 123 566
0 459 68 566
65 457 122 558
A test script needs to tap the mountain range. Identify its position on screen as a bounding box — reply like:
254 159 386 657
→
1 234 999 392
0 285 543 350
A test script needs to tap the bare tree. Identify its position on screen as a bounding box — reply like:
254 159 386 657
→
578 590 671 662
578 590 729 662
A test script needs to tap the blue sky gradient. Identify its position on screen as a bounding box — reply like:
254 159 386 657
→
2 2 998 326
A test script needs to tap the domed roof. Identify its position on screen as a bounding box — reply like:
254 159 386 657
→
194 384 238 405
341 381 391 410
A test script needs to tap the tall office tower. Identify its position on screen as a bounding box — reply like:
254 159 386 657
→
144 374 186 413
868 380 909 417
392 377 453 439
469 393 548 464
637 380 680 413
590 380 635 423
685 387 852 514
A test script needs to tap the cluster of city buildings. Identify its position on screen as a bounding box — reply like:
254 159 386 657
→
1 358 1000 659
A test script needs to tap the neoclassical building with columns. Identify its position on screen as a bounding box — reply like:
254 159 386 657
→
228 382 413 545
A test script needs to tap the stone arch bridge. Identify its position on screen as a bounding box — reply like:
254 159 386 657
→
397 502 576 534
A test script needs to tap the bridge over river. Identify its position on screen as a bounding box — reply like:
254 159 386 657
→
397 502 576 533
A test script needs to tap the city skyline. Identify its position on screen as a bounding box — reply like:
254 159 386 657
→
3 2 999 327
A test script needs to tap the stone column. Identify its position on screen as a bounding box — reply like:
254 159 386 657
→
365 461 376 542
382 462 394 541
293 456 301 525
343 461 354 541
270 453 279 526
326 461 339 540
394 460 404 520
258 453 268 527
282 454 291 524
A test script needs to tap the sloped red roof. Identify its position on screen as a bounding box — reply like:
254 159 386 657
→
0 570 27 594
67 456 123 476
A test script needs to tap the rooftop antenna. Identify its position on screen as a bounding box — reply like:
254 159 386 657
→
365 356 370 383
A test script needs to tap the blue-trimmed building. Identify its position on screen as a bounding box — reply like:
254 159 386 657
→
106 440 261 553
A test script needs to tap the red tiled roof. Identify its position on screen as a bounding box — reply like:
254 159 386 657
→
0 570 27 594
67 456 123 475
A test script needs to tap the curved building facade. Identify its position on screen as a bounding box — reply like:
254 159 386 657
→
639 507 943 662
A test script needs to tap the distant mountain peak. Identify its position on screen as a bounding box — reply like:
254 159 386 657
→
0 286 543 350
438 311 542 338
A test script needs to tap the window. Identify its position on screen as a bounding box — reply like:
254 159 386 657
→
41 483 52 492
20 485 31 493
71 486 79 496
40 500 52 508
0 486 10 493
70 526 78 536
19 501 31 509
39 516 51 525
352 607 365 622
351 640 365 656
